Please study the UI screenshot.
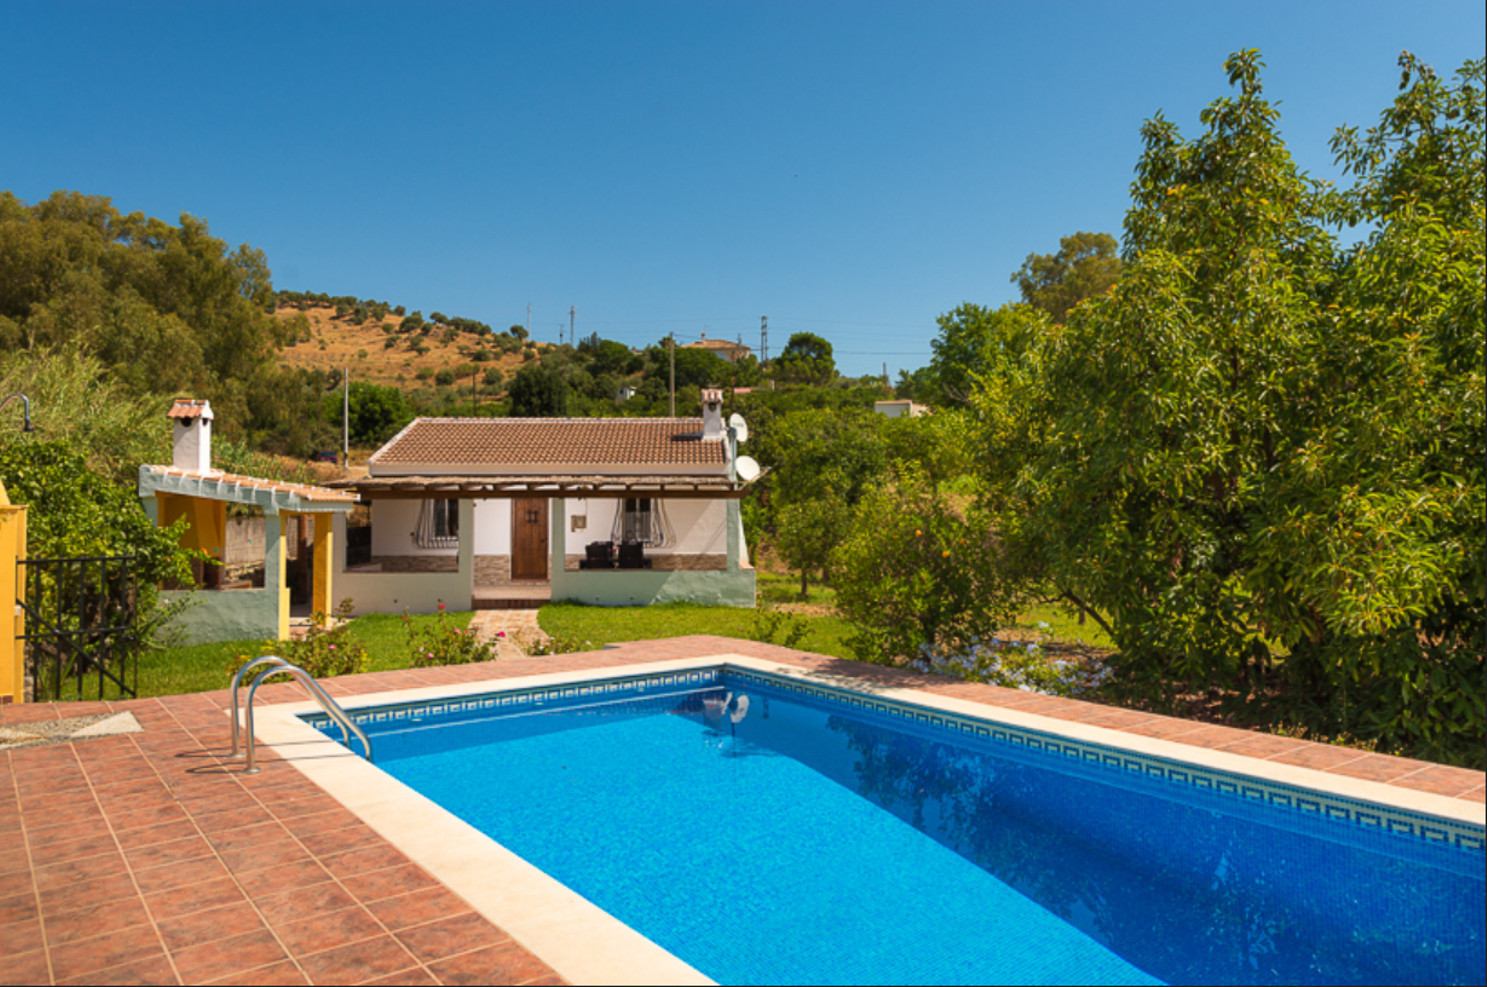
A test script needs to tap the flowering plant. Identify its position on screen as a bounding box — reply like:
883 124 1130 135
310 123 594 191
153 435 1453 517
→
404 606 498 667
230 598 366 682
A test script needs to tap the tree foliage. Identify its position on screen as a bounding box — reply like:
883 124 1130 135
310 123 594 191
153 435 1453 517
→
1011 231 1122 322
774 332 836 385
928 303 1045 405
832 468 1016 664
970 50 1485 765
507 364 570 417
0 440 191 589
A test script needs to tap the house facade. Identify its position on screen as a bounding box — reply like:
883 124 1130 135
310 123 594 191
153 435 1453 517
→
682 333 752 364
331 388 756 614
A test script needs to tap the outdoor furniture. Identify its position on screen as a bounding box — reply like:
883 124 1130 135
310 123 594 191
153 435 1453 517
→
617 540 652 570
580 540 616 570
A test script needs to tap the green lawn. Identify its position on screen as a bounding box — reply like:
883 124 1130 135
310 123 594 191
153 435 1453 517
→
52 611 474 701
537 600 859 661
51 595 1106 703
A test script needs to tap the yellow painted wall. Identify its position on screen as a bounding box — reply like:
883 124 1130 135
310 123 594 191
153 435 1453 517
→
155 493 227 559
1 505 26 703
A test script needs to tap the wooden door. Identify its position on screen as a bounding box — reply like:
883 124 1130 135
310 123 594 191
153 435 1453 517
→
511 498 549 580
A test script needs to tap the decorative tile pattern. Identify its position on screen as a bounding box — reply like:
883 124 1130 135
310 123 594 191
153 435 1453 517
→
728 667 1487 856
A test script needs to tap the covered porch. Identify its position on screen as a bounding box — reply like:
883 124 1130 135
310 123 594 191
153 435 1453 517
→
330 474 756 615
138 467 360 643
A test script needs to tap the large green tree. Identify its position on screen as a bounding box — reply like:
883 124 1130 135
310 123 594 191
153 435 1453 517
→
928 302 1045 405
978 50 1484 765
507 364 570 417
773 332 836 385
1010 231 1122 322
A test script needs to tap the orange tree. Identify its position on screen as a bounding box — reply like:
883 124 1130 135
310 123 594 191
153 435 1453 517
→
978 51 1484 765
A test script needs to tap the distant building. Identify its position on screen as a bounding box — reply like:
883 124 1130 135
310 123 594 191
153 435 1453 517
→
683 333 752 364
874 400 929 419
617 385 637 402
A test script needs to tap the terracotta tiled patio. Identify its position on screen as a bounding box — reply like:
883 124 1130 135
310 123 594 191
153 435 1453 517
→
2 636 1482 984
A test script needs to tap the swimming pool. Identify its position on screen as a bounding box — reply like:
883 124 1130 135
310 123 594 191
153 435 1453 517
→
266 657 1485 985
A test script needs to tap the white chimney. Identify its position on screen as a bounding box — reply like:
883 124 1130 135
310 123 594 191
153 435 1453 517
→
168 398 214 472
700 387 724 441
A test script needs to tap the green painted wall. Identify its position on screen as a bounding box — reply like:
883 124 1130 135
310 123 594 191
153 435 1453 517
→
161 587 279 644
551 567 756 608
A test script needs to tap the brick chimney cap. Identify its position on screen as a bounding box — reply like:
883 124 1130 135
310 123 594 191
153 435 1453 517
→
168 398 213 420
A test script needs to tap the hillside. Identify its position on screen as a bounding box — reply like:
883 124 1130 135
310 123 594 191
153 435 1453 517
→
274 303 546 395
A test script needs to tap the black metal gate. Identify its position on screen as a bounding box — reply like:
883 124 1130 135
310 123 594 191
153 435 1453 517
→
17 555 139 703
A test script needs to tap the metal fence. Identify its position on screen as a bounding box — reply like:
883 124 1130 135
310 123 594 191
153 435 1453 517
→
17 555 139 703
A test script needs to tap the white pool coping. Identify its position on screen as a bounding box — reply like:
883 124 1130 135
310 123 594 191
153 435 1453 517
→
243 653 1486 986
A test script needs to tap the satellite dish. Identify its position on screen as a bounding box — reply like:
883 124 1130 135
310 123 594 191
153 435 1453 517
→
735 456 761 483
728 413 749 444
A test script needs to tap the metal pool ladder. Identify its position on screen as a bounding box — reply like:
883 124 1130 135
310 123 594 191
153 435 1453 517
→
229 656 373 774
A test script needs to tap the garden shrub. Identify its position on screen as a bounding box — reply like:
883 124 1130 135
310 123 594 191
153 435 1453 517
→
403 605 498 667
233 599 367 682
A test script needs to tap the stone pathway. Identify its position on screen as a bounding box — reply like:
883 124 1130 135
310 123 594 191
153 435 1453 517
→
468 609 547 659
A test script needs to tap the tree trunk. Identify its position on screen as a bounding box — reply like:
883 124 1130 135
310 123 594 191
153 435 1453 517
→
800 570 808 597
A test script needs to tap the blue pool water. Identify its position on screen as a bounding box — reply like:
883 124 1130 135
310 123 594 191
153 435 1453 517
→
319 672 1485 985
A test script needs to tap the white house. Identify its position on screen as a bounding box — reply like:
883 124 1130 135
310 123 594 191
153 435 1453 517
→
331 388 756 613
874 399 930 418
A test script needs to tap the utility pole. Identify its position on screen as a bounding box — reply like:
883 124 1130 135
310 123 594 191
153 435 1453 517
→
525 302 531 337
883 362 889 388
760 316 768 364
341 366 349 467
668 332 676 417
472 368 479 413
569 306 576 347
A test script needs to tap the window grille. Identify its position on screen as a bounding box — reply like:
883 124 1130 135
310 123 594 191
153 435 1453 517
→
612 498 673 547
414 499 459 549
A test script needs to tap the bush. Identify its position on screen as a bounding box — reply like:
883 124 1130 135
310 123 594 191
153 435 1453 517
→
415 367 434 381
234 599 367 681
832 467 1019 664
435 369 456 387
748 609 809 649
522 633 599 656
404 605 498 667
482 367 504 388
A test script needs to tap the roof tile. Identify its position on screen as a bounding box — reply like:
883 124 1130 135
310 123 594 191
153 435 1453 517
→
370 418 726 469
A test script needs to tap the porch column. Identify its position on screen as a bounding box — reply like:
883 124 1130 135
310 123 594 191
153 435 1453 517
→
312 513 335 620
549 497 566 579
457 498 474 608
726 499 741 572
265 513 289 640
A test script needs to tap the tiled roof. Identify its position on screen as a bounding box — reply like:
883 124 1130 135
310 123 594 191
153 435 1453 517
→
167 398 213 420
370 418 726 470
140 466 358 504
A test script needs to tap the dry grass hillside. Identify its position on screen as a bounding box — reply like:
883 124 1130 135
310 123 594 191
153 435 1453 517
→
274 304 546 394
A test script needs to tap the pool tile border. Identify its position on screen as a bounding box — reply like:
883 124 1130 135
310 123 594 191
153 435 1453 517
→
305 657 1485 856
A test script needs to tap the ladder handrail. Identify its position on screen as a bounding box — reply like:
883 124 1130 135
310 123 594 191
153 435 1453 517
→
230 655 373 774
230 655 293 756
230 655 360 755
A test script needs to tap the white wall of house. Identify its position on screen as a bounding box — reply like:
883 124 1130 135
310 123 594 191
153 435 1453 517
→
562 498 619 547
472 498 510 554
559 497 743 562
662 499 726 555
371 500 453 557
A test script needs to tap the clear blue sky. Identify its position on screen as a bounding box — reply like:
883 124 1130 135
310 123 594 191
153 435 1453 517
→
3 1 1482 378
